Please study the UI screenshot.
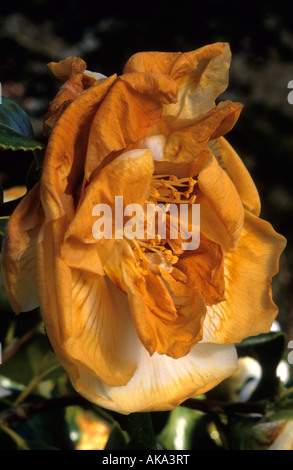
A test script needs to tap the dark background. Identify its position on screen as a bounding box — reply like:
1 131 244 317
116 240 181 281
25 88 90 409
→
0 0 292 339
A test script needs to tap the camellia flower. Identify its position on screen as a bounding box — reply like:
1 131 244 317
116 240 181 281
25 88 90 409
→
1 43 286 414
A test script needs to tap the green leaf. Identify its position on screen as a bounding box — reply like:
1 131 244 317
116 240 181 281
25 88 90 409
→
0 97 43 151
112 412 157 450
225 414 261 450
104 422 128 450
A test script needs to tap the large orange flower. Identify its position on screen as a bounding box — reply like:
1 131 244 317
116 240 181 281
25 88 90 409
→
1 43 286 413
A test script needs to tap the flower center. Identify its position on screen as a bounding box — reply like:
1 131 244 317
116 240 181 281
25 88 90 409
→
130 174 197 273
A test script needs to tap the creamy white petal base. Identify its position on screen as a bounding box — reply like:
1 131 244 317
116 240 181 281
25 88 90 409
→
72 337 238 414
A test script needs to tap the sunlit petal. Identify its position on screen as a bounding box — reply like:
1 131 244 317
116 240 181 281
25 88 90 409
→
203 210 287 343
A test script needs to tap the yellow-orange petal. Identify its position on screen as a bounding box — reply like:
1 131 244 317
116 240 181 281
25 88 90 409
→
66 270 137 386
124 43 231 123
36 219 136 387
3 186 27 202
84 72 178 180
71 341 238 414
62 149 154 268
40 74 117 221
176 232 225 306
120 241 206 359
1 184 43 313
215 137 261 216
203 210 287 343
197 151 244 250
163 101 243 162
47 57 87 82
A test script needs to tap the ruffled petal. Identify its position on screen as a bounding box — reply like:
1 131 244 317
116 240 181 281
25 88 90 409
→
203 210 287 343
84 72 178 180
1 184 43 313
72 340 238 414
124 42 231 123
43 57 98 135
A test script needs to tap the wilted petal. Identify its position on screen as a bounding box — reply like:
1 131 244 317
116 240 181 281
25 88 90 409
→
44 57 97 134
72 341 238 414
203 210 287 343
1 184 43 313
84 72 178 179
124 43 231 124
47 57 87 82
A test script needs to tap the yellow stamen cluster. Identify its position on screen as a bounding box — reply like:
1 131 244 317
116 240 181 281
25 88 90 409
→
147 174 197 205
132 174 198 268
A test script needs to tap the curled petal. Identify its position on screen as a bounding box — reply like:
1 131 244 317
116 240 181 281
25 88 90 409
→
124 42 231 122
163 101 243 162
44 57 97 134
67 270 137 386
203 210 287 343
47 57 87 82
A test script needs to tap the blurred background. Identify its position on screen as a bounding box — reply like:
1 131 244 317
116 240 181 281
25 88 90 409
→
0 0 293 450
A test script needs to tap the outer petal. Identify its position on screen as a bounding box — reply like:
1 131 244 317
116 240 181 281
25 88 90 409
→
215 137 261 216
1 184 43 313
203 210 287 343
71 340 238 414
36 219 136 388
40 74 117 221
198 152 244 250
